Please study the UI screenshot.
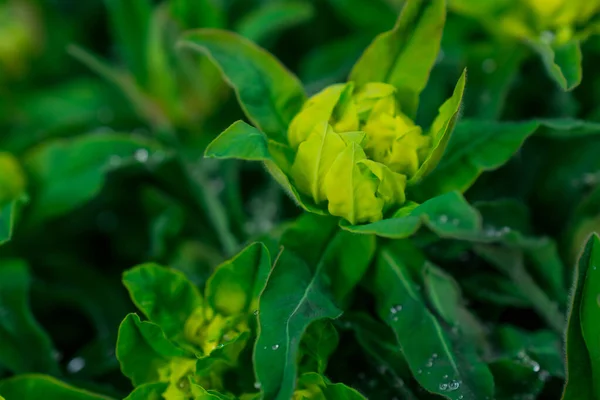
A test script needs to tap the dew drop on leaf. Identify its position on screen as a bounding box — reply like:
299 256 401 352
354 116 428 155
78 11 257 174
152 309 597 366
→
67 357 86 374
271 344 279 350
134 148 149 162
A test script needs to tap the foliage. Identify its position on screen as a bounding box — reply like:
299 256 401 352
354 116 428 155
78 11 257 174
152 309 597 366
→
1 0 600 399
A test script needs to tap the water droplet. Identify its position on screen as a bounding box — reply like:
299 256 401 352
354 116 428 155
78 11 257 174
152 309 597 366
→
439 215 448 224
452 219 460 226
392 316 399 322
417 369 423 374
109 155 122 167
448 380 461 391
459 396 464 399
482 58 497 73
253 309 259 316
432 353 438 358
391 304 403 314
532 363 540 372
216 343 224 349
67 357 86 374
134 148 149 163
254 381 261 389
439 383 448 391
272 344 279 350
443 374 449 379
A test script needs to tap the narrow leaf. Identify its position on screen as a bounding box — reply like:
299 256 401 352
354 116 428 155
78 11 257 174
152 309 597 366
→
0 374 114 400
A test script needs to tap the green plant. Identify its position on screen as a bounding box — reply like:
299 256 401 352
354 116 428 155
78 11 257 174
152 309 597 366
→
1 0 600 399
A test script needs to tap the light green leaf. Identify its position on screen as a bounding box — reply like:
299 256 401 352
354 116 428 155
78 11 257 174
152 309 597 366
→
236 2 314 45
205 121 273 161
254 249 342 400
349 0 446 118
0 374 114 400
116 313 191 386
413 120 540 198
178 29 306 142
410 69 467 184
124 382 168 400
369 249 494 399
562 235 599 399
123 264 203 341
205 242 271 315
529 38 582 91
0 259 58 374
341 191 481 239
25 133 163 221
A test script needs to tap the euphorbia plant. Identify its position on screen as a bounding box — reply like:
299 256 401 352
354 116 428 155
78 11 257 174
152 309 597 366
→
182 0 466 227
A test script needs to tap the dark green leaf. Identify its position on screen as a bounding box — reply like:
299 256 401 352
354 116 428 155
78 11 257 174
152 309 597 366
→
296 373 366 399
325 0 396 31
25 133 163 220
413 120 540 197
0 375 114 400
236 2 314 45
350 0 445 118
254 249 342 400
0 259 58 374
369 249 494 399
178 29 306 142
299 320 339 374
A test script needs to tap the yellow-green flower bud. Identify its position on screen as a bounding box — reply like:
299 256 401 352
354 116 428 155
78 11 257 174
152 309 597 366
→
287 82 425 224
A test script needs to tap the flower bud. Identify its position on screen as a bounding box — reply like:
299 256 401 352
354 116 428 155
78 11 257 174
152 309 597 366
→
287 82 427 224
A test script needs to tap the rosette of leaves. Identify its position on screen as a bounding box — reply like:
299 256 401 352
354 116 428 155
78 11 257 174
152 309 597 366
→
116 243 271 399
450 0 600 90
180 0 468 228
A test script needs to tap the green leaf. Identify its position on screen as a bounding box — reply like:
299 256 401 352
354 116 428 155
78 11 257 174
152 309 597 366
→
341 191 481 239
529 38 582 91
123 264 203 341
578 234 600 399
369 249 494 399
349 0 446 118
103 0 152 85
536 118 600 138
124 382 169 400
299 320 339 374
254 249 342 400
0 198 24 246
205 242 271 315
178 29 306 142
25 133 163 221
410 69 467 184
562 244 598 400
0 259 58 374
345 313 418 399
325 0 397 31
0 374 114 400
296 373 366 399
116 313 190 386
169 0 225 29
236 2 314 45
205 121 273 161
413 120 540 197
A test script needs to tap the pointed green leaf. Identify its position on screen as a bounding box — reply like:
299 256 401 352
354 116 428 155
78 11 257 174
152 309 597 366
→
0 260 58 374
123 264 203 341
529 39 582 91
116 313 190 386
0 375 114 400
562 247 598 400
205 242 271 316
349 0 446 118
178 29 306 142
124 382 169 400
409 69 467 184
254 249 342 400
413 120 540 198
299 320 339 374
562 237 600 399
205 121 273 161
236 2 314 45
369 249 494 399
